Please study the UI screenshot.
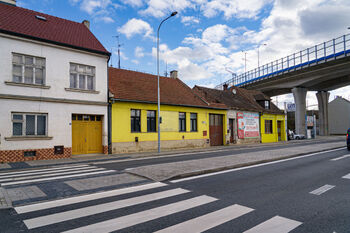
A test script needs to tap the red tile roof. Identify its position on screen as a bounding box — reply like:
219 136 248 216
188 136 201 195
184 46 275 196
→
109 67 227 109
0 3 109 55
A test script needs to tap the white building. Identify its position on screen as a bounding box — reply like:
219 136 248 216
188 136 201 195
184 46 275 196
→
328 97 350 135
0 1 110 162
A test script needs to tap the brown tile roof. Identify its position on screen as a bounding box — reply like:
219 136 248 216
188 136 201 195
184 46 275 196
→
193 85 261 112
0 3 110 55
108 67 227 109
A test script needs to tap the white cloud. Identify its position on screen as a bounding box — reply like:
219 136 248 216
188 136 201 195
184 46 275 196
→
70 0 119 23
118 18 154 39
97 16 114 23
181 16 200 26
120 0 143 7
132 59 140 64
134 46 145 58
139 0 193 18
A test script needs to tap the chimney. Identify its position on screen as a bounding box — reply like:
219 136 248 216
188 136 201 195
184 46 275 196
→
223 84 228 91
170 70 178 79
0 0 16 5
82 20 90 30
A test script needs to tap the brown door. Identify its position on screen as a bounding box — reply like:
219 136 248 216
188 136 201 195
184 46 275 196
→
229 119 235 143
209 114 223 146
277 121 282 141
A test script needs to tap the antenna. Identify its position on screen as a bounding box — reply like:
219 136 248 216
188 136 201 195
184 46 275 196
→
113 35 123 68
164 61 168 77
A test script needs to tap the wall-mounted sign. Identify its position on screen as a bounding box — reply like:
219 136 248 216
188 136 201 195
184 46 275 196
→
287 103 296 112
237 112 260 139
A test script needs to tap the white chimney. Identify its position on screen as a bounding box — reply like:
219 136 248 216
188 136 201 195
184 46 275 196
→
82 20 90 30
0 0 16 5
170 70 178 79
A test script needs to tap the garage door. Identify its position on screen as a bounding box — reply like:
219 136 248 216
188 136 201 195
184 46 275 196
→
209 114 223 146
72 114 103 155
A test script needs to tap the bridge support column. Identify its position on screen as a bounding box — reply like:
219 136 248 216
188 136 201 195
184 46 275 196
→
292 87 307 135
316 91 330 136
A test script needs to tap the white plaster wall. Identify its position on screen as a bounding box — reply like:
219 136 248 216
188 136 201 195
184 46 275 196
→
0 35 108 102
0 99 108 150
328 98 350 135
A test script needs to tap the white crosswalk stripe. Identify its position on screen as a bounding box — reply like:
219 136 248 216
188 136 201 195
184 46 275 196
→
0 164 116 186
15 183 303 233
243 216 302 233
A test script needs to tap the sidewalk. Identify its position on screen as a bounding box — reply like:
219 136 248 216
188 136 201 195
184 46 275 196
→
126 140 346 181
0 136 345 171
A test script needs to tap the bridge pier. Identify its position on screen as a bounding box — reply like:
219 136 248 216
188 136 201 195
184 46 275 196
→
316 91 330 136
292 87 307 135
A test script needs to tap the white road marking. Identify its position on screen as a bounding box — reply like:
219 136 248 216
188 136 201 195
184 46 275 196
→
331 154 350 161
342 173 350 179
24 188 190 229
0 164 90 176
0 167 103 182
171 147 346 183
15 182 167 214
310 185 335 195
0 166 97 179
62 195 217 233
2 170 114 186
243 216 302 233
155 204 254 233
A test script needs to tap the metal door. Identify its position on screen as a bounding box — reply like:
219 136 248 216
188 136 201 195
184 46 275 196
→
209 114 223 146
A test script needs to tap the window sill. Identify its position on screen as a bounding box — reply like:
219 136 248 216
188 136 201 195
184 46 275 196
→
5 81 50 89
65 88 99 94
5 136 53 141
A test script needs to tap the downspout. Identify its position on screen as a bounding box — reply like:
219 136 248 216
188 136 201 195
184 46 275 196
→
107 57 112 154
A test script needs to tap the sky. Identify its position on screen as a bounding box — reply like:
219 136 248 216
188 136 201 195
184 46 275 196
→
17 0 350 109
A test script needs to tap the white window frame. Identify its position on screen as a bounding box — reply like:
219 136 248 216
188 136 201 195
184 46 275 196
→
11 113 48 136
69 63 96 91
12 53 46 85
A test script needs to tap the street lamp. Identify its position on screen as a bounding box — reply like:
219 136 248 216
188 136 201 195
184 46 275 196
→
242 50 247 72
157 11 177 153
257 43 267 67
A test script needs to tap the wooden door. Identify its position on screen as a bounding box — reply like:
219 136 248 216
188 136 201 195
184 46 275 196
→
277 121 282 141
229 119 235 143
209 114 223 146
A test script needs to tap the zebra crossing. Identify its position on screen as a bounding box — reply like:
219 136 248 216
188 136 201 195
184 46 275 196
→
14 182 303 233
0 164 116 187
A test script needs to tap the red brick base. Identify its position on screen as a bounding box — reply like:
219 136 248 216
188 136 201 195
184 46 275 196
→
103 145 108 155
0 147 71 163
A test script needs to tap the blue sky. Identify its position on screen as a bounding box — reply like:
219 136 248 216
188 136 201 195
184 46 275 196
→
17 0 350 108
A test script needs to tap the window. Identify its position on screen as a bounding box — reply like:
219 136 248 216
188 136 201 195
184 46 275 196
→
179 112 186 132
70 63 95 90
190 113 197 132
147 110 156 132
264 101 270 109
12 53 45 85
131 109 141 132
12 113 47 136
265 120 273 134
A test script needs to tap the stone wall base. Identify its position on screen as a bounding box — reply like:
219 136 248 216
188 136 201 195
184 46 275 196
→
235 138 261 145
112 139 209 154
0 147 71 163
103 145 108 155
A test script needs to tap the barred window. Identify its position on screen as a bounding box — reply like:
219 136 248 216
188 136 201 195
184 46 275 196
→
131 109 141 132
12 113 47 136
147 110 156 132
12 53 45 85
265 120 273 134
70 63 95 90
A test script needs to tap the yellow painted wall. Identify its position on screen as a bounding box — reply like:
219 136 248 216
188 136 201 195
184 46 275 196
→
111 101 227 144
260 113 287 143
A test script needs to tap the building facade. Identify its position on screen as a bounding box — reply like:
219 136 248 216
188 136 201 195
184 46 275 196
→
329 97 350 135
0 2 110 162
109 68 227 153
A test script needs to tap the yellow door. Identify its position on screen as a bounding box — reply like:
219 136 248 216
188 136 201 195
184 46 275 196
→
72 115 103 155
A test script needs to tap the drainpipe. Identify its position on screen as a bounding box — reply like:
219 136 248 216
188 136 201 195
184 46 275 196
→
107 58 112 155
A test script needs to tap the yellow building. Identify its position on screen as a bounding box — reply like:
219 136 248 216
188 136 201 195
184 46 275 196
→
109 68 227 153
260 113 287 143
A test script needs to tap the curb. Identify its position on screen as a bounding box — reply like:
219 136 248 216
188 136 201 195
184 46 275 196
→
0 187 12 210
165 145 347 182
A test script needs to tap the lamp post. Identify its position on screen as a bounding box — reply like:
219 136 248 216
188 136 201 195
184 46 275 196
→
242 51 247 72
157 11 177 153
257 43 267 67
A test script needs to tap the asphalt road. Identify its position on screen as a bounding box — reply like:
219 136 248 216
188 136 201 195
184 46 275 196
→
1 143 350 232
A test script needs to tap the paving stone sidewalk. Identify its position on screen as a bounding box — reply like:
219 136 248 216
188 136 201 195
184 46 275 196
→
127 141 346 182
0 187 12 209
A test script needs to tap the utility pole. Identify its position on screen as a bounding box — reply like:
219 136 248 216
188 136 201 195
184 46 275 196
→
242 51 248 72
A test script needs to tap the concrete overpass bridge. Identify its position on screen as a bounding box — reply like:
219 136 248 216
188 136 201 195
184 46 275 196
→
216 34 350 136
